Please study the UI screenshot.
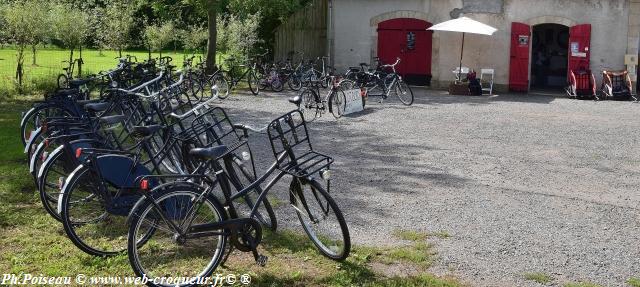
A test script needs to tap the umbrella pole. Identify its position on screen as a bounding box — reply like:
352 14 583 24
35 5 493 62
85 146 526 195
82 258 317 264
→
459 32 465 83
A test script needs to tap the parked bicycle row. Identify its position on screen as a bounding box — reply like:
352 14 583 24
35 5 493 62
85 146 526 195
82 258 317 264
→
20 56 350 287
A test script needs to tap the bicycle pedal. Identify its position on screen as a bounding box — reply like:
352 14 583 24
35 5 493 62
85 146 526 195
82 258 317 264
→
256 255 268 267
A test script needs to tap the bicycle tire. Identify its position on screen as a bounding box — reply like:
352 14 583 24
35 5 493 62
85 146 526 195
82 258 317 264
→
57 74 69 89
128 185 228 287
248 70 260 95
289 179 350 261
329 89 347 119
60 165 142 256
395 79 414 106
20 105 72 147
299 89 318 123
37 146 67 221
211 73 230 99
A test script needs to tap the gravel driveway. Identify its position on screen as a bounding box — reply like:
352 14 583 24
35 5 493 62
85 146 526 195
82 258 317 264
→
215 88 640 287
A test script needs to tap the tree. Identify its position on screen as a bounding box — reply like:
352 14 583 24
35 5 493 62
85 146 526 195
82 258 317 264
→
144 21 176 58
0 1 37 87
94 1 136 57
23 0 51 66
181 25 208 55
50 2 91 74
220 12 261 61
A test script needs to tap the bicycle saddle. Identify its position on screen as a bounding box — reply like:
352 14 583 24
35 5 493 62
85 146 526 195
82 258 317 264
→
99 114 126 125
359 63 369 67
132 125 162 138
288 96 301 105
84 102 110 113
189 145 228 160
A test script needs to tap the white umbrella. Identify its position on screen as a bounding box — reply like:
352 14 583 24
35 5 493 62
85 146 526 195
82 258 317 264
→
428 17 498 81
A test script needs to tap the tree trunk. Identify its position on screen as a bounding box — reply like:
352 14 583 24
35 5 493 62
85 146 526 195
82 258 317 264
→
78 46 83 77
118 49 122 58
31 45 37 66
205 1 218 74
16 49 24 88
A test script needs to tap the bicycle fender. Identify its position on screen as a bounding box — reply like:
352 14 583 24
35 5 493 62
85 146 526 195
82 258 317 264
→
37 145 64 179
24 127 42 154
29 141 46 175
20 106 37 134
57 164 85 214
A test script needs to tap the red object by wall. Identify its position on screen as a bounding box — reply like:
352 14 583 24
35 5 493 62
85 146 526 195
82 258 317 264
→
377 18 432 79
567 24 591 78
509 22 531 92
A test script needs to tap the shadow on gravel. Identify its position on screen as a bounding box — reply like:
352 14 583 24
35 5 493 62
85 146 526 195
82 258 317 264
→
222 104 470 225
413 91 556 106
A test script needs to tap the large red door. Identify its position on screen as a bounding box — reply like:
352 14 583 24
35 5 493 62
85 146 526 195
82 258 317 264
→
378 18 432 85
567 24 591 77
509 22 531 92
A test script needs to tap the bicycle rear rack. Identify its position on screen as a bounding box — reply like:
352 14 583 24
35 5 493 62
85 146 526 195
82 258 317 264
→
267 110 333 178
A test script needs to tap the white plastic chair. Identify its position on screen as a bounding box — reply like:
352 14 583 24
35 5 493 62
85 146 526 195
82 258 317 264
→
480 68 494 95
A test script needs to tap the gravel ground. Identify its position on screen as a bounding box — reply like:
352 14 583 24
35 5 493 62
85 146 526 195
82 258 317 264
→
215 88 640 287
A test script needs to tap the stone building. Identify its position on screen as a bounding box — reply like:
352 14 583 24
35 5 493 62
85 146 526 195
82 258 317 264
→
274 0 640 92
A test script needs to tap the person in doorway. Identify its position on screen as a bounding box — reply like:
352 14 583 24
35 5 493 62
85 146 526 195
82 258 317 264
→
534 48 549 86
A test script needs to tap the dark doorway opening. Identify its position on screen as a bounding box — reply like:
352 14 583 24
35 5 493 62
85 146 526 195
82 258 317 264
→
530 24 569 90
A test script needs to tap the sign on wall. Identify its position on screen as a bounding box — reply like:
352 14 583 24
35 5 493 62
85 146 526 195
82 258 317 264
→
343 89 364 115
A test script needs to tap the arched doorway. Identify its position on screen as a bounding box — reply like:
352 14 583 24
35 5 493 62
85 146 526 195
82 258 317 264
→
377 18 433 86
530 23 570 89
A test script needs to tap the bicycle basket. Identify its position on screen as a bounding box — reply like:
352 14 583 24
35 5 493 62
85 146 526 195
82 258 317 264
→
267 110 333 178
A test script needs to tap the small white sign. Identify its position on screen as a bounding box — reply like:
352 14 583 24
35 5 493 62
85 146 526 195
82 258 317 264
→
343 89 364 115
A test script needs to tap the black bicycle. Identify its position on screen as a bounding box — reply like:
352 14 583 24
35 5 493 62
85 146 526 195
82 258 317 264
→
127 110 350 287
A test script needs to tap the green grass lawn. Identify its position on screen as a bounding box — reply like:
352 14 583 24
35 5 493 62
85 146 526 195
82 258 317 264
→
0 97 464 286
0 47 205 97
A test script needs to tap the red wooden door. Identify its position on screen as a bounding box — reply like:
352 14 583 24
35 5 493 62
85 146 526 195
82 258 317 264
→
378 18 432 85
509 22 531 92
567 24 591 78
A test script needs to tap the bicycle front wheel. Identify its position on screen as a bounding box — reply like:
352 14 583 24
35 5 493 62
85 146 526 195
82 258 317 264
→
329 89 347 119
299 89 318 123
247 70 261 95
211 73 230 99
289 179 350 261
394 80 414 106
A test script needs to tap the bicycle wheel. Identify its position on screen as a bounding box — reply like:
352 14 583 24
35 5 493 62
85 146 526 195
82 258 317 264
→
290 179 350 261
128 185 227 287
57 74 69 89
60 165 138 256
271 77 284 92
211 73 230 99
288 75 302 91
247 70 261 95
299 89 318 123
394 79 414 106
37 147 69 222
329 89 347 119
227 156 277 231
20 105 72 146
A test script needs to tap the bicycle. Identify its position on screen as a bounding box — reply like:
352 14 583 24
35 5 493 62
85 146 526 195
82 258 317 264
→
359 58 414 106
127 110 350 287
58 58 84 89
292 76 347 122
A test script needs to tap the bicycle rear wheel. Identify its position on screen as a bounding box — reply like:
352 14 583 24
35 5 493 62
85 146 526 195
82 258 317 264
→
128 186 227 287
289 179 350 261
